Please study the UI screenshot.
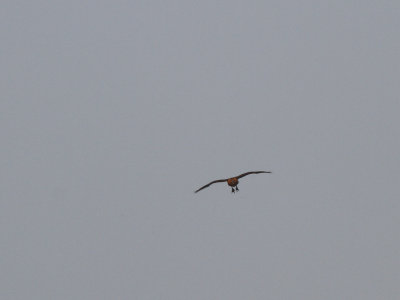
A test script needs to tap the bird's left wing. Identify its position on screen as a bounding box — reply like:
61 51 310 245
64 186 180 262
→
194 179 227 193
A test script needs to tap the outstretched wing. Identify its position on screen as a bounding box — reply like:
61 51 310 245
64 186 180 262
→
236 171 271 179
194 179 227 193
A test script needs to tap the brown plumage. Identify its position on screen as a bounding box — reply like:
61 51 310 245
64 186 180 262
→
194 171 272 193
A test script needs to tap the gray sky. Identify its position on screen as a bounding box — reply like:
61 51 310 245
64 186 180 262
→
1 1 399 299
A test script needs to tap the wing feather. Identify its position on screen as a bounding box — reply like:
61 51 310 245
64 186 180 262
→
194 179 227 193
235 171 271 179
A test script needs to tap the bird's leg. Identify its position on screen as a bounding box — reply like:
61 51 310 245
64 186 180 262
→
235 186 239 191
231 187 235 193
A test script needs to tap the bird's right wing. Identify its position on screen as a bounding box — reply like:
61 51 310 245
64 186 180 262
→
194 179 227 193
236 171 271 179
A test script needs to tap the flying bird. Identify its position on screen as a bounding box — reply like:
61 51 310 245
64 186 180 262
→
194 171 272 193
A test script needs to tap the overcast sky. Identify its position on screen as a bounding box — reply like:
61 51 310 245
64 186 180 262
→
1 1 399 299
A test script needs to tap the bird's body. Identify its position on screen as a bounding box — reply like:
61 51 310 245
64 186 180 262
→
227 177 239 187
194 171 271 193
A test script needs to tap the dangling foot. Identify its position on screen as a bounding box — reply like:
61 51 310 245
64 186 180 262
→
236 186 239 192
231 187 235 193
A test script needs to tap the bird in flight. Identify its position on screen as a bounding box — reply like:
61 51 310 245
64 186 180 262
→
194 171 272 193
